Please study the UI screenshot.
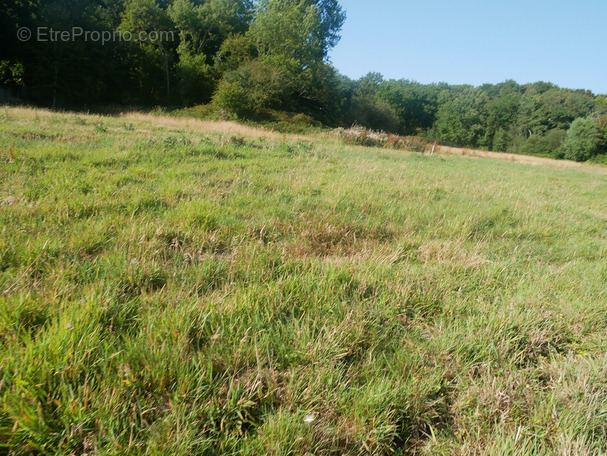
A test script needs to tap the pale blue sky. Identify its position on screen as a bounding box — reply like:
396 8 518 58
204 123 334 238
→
329 0 607 95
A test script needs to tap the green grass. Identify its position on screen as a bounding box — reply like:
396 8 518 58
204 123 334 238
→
1 106 607 455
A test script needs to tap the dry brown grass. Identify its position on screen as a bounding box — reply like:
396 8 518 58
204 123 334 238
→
8 106 604 174
2 106 306 142
1 106 57 118
415 240 489 269
435 144 607 174
119 112 303 141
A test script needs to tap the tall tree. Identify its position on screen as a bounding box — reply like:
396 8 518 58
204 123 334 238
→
434 87 489 148
244 0 345 113
169 0 253 57
249 0 344 66
119 0 176 105
167 0 253 105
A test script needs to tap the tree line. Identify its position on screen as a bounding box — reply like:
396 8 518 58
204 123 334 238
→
2 0 606 161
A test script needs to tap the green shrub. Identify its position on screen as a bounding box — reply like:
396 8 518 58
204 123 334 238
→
563 117 599 161
492 128 511 152
212 80 251 118
213 61 291 118
507 129 567 157
348 95 401 133
174 103 216 119
175 53 217 106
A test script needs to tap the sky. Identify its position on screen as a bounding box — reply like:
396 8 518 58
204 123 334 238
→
329 0 607 95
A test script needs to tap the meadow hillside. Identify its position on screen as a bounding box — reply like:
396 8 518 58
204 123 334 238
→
2 107 607 455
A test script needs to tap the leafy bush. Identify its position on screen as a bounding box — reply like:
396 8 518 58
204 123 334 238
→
595 114 607 153
175 53 217 106
563 117 599 161
261 111 323 134
213 61 290 118
174 103 216 119
335 126 429 151
212 80 250 119
348 95 401 133
508 129 567 157
492 128 511 152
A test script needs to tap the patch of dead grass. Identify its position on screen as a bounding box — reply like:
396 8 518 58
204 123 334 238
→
119 112 303 141
416 240 489 269
436 145 607 174
284 221 394 258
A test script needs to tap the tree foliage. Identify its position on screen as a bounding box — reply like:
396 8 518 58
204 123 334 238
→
563 117 600 162
249 0 344 66
214 60 290 116
2 0 607 161
435 87 489 148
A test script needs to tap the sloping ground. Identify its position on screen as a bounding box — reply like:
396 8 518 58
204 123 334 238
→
119 112 297 141
434 143 607 173
8 106 607 173
2 107 607 454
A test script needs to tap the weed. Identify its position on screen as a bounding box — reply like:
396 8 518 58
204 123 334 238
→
94 121 107 133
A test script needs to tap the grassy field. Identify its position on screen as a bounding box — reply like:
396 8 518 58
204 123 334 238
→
1 106 607 455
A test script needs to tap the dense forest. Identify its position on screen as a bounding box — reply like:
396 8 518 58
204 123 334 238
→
2 0 607 160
